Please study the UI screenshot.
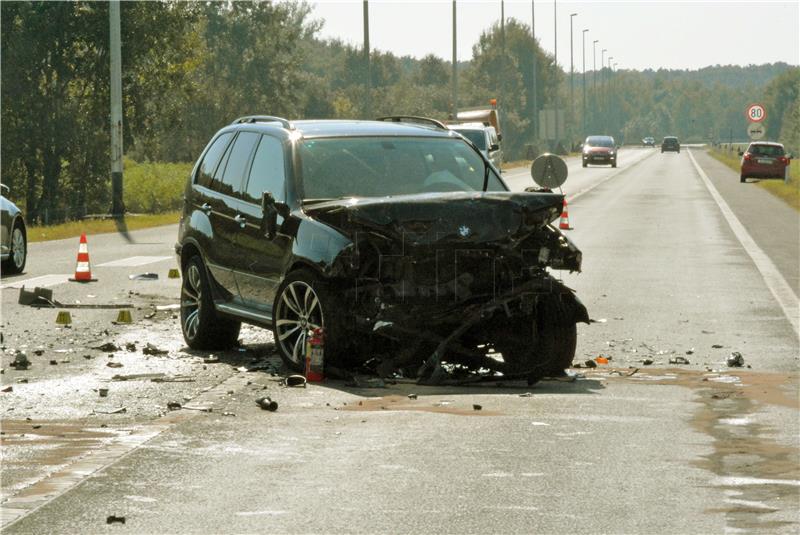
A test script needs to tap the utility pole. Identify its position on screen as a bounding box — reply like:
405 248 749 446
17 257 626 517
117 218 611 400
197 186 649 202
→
582 29 588 138
363 0 371 118
553 0 558 150
607 56 614 134
531 0 537 142
452 0 457 119
601 48 607 132
109 0 124 216
592 39 598 132
569 13 577 144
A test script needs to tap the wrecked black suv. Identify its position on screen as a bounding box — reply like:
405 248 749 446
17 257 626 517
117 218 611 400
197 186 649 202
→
176 115 588 383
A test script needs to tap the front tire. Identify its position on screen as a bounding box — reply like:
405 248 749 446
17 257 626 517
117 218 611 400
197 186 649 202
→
272 269 344 372
2 222 26 275
180 256 241 350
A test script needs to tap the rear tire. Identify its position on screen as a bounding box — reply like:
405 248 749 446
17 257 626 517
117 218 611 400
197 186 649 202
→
611 162 617 168
740 174 746 183
582 161 587 168
2 222 26 275
180 256 241 350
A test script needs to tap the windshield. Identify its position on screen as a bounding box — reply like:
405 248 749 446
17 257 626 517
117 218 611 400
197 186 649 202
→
298 137 505 199
585 136 614 148
453 129 487 150
749 144 784 156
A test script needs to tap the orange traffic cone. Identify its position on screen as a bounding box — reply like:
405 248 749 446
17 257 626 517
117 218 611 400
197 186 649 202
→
558 199 572 230
69 233 97 282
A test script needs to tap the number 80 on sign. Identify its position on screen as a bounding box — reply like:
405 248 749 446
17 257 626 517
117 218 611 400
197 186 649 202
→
746 104 766 123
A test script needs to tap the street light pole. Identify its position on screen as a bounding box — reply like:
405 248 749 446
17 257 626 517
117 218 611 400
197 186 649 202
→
569 13 577 144
531 0 537 141
363 0 371 118
601 48 607 131
582 29 588 138
109 0 124 216
592 39 598 133
451 0 457 119
607 56 613 133
553 0 558 149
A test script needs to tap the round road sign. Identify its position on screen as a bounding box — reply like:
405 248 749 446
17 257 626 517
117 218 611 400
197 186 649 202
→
747 123 766 140
530 153 568 189
746 104 766 123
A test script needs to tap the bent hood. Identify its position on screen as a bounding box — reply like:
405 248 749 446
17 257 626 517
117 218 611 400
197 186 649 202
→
302 191 564 246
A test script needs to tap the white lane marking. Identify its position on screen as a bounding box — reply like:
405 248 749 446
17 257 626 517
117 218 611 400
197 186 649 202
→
0 274 71 290
96 256 171 267
688 149 799 338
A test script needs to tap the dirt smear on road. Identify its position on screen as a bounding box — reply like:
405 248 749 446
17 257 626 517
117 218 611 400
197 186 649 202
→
595 367 800 532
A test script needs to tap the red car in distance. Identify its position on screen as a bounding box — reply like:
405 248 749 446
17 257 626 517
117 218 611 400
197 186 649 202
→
739 142 792 183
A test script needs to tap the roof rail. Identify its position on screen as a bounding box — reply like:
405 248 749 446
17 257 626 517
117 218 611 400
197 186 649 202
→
375 115 448 131
231 115 293 129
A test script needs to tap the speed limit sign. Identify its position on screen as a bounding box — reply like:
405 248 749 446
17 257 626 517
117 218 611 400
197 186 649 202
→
746 104 766 123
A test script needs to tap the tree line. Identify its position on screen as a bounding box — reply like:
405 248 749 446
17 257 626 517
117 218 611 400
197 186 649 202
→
2 1 797 224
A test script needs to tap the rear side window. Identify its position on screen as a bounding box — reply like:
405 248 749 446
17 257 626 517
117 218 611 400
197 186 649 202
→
196 132 233 188
212 132 260 197
244 136 286 204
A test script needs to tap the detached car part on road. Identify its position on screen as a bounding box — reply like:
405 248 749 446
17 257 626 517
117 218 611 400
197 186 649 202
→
582 135 617 168
739 142 792 183
176 116 588 383
1 184 27 275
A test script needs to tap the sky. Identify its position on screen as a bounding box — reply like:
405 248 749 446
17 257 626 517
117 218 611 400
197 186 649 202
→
309 1 800 71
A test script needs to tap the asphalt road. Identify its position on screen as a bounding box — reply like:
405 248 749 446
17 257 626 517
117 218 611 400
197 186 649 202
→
1 147 798 534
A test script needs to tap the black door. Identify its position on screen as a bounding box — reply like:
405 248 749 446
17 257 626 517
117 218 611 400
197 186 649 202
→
199 131 260 299
235 134 291 313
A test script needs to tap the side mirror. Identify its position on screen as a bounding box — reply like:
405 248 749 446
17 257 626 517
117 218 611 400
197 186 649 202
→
738 150 744 156
787 153 793 159
261 191 289 240
490 143 500 151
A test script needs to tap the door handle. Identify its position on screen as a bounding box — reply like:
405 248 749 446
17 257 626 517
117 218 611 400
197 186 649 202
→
234 214 247 229
200 203 212 215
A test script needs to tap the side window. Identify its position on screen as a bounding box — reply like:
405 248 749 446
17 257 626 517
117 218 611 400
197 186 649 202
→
195 132 233 188
211 131 260 197
244 136 287 204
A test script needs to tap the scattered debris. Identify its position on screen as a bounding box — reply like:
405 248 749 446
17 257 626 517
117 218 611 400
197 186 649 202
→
106 362 124 368
519 392 534 397
167 401 182 411
11 351 30 370
129 272 159 280
222 411 236 417
203 356 219 364
641 358 654 365
93 342 120 352
125 342 137 352
285 375 307 388
49 360 58 366
626 368 639 377
114 310 133 324
407 393 418 400
583 359 597 368
16 378 28 384
99 388 109 397
1 386 12 393
594 356 609 365
472 404 482 411
727 352 745 368
151 375 195 383
685 348 694 355
18 286 55 307
94 407 127 414
155 304 180 311
142 343 168 356
106 515 126 525
701 330 714 334
711 344 723 349
669 356 691 365
256 397 279 412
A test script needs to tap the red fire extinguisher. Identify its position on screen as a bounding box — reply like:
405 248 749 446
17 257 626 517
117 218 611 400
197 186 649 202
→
304 327 324 382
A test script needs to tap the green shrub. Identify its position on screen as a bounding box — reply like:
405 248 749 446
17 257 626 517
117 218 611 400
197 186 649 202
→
123 158 192 213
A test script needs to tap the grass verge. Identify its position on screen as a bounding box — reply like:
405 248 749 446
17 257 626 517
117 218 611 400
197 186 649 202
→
27 211 181 243
706 148 799 211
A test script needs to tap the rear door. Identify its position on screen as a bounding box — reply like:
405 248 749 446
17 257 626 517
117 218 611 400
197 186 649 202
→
235 134 291 312
198 131 260 298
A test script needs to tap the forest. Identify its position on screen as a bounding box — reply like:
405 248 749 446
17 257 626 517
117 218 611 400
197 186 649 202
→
2 1 798 224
